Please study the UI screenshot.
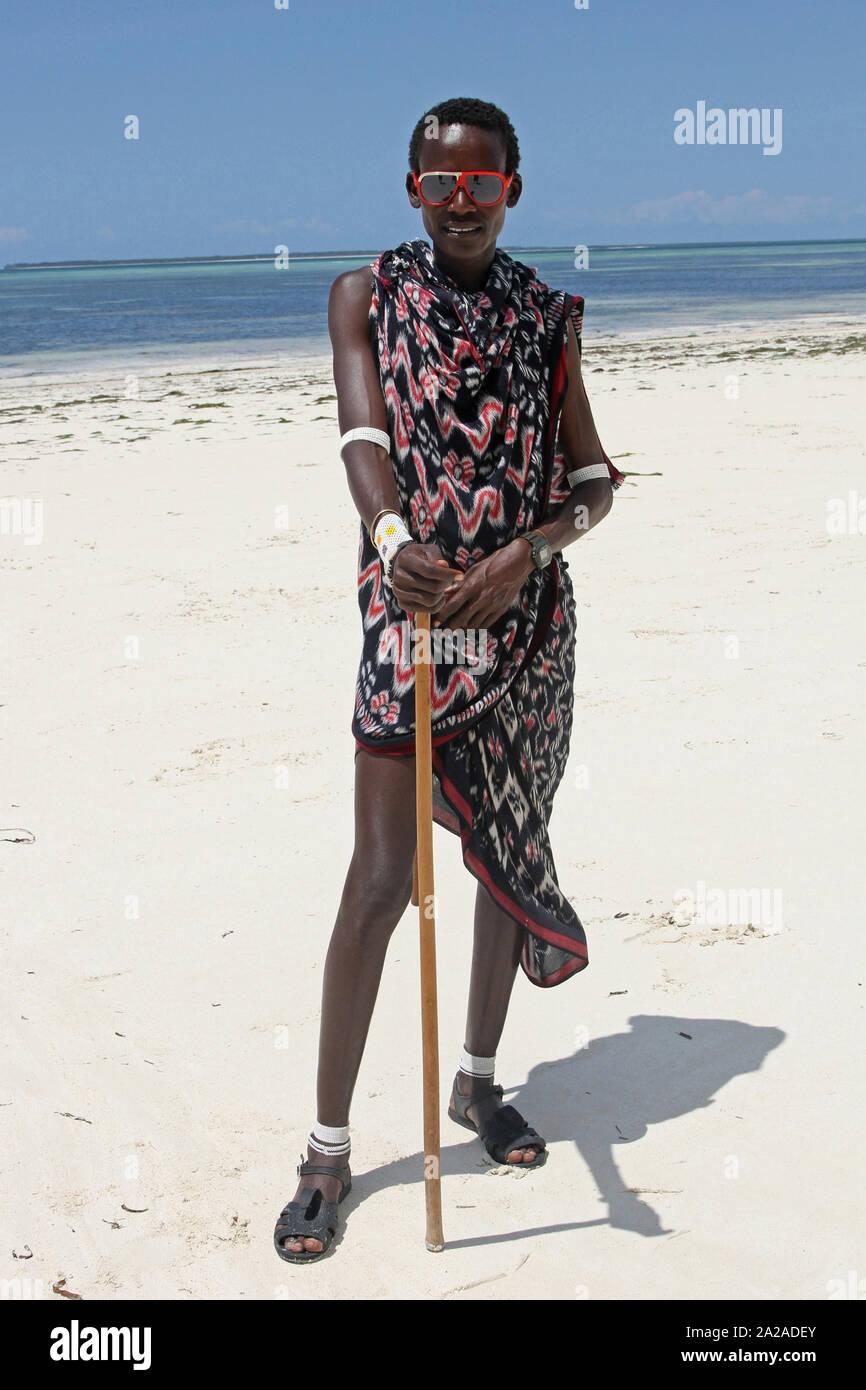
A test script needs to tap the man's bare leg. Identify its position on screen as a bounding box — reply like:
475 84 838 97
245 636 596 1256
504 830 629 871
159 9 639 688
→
455 881 541 1162
281 748 417 1254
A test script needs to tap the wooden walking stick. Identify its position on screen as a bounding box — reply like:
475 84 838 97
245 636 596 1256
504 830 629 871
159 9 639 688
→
411 608 445 1252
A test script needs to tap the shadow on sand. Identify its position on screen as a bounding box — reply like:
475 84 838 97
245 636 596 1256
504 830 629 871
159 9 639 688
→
344 1014 784 1252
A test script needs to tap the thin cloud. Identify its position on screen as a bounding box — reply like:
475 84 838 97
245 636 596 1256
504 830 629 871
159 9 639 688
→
624 189 837 226
0 226 33 244
304 216 340 236
214 218 275 237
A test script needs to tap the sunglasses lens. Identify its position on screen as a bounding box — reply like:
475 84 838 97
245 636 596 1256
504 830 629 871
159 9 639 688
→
418 173 457 204
464 174 506 205
417 173 508 205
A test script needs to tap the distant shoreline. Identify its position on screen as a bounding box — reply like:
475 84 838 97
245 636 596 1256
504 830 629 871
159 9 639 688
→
4 236 863 272
1 252 376 272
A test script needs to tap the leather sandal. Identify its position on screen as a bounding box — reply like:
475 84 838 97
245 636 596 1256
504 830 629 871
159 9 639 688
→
448 1078 548 1168
273 1154 352 1263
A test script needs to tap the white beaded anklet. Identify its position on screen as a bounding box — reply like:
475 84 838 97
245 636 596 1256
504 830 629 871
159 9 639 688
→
308 1121 351 1159
459 1045 496 1079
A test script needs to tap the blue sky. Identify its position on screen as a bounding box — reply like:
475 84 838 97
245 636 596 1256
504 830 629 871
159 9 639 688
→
1 0 863 261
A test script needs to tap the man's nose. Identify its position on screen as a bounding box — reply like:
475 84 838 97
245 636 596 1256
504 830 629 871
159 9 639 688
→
449 185 475 214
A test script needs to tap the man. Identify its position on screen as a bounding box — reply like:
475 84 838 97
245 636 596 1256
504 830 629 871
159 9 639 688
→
275 96 620 1262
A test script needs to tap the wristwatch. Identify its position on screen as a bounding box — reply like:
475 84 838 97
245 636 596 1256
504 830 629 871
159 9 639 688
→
520 528 553 571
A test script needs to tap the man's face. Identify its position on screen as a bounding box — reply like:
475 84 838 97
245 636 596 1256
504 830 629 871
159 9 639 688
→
406 123 522 276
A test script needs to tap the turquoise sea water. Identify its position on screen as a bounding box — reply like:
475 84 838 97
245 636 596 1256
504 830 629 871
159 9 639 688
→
1 240 864 381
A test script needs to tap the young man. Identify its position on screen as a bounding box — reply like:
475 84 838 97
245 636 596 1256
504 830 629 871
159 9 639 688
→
275 96 621 1261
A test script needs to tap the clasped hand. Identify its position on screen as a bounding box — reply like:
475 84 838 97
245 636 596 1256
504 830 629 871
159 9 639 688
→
391 541 529 630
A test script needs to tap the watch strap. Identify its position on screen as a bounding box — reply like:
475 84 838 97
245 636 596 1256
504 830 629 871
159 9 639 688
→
522 529 553 569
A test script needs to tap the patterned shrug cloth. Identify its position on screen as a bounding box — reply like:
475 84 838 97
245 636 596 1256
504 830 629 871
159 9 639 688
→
351 237 621 986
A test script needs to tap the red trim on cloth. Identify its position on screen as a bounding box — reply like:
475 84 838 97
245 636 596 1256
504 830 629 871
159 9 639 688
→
431 749 588 987
348 244 599 988
353 561 588 989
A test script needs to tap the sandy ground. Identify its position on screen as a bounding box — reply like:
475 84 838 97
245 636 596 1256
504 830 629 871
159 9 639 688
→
1 315 864 1301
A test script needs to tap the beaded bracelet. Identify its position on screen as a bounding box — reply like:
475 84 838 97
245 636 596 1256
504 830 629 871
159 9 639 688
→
372 511 413 588
567 462 611 488
340 426 390 458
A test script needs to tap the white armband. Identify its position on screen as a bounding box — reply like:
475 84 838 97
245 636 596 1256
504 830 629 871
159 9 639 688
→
567 462 611 488
340 427 391 458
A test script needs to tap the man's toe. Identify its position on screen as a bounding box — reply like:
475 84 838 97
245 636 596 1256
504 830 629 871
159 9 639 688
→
282 1235 321 1253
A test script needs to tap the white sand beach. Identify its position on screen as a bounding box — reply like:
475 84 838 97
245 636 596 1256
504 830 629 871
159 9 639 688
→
2 314 864 1300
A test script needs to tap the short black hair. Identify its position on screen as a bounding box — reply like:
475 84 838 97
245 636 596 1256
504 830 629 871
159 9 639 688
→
408 97 520 175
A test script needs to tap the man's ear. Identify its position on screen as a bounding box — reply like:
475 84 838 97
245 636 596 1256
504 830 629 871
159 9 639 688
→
406 172 422 206
506 173 523 207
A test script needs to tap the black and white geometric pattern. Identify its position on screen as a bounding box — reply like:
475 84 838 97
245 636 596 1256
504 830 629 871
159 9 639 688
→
350 238 619 985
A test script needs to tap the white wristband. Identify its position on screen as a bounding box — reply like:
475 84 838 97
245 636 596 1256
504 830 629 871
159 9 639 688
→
340 427 391 458
372 511 412 586
567 462 611 488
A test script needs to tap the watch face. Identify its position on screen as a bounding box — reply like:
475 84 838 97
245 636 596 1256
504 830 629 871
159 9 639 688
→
537 540 552 565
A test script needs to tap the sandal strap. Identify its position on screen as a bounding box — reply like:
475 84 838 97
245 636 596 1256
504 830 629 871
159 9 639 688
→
473 1083 504 1102
297 1161 350 1181
452 1080 504 1113
275 1194 339 1242
477 1104 546 1161
297 1162 353 1195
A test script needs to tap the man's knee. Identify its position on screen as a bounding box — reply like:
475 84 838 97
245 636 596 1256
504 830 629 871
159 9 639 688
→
340 854 414 936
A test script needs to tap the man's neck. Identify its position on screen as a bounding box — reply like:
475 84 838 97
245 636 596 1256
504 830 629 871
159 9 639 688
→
432 246 496 293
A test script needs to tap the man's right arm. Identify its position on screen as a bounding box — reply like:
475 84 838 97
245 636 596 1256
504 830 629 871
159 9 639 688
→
329 267 403 533
328 267 462 611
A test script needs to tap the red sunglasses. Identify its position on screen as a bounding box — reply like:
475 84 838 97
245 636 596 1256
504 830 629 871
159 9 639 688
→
412 169 514 208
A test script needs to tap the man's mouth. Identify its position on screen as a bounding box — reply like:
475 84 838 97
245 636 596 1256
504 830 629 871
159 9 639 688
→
443 224 482 236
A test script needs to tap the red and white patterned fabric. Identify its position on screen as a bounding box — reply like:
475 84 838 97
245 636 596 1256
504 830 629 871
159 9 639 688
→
350 238 620 986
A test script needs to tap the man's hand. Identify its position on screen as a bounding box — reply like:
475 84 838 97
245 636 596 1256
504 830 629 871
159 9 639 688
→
391 542 465 615
430 540 534 630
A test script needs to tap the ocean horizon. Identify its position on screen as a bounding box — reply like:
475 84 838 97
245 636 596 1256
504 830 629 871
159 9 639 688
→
2 238 864 383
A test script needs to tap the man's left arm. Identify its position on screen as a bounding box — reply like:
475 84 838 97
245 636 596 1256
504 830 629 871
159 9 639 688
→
434 318 615 628
507 315 614 582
